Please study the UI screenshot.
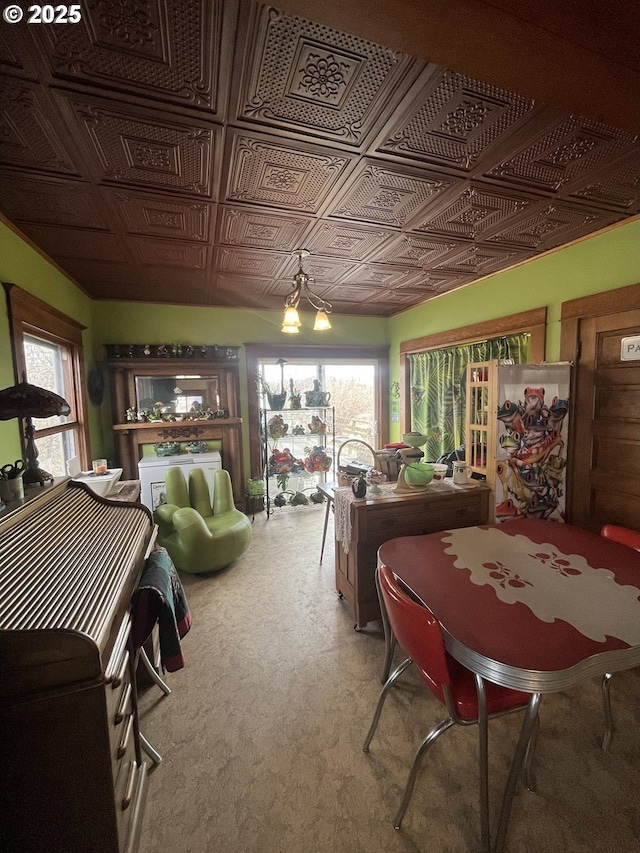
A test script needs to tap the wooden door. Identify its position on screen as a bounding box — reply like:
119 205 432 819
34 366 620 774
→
569 306 640 532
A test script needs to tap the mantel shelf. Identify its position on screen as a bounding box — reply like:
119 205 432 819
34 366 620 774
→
113 419 242 430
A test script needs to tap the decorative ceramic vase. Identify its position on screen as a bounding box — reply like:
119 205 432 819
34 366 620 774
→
308 415 326 434
267 392 287 411
304 446 332 473
154 442 181 457
184 441 208 454
268 414 288 440
247 478 265 497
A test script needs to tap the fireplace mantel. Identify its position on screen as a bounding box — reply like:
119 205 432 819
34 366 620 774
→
107 355 245 509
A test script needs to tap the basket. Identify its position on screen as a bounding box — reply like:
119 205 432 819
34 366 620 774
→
336 439 376 487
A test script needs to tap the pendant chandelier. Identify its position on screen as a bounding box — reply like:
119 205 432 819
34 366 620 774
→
281 250 332 334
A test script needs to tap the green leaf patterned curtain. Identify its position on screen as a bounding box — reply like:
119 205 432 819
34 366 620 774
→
408 334 530 461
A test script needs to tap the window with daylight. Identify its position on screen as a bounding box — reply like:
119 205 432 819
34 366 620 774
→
244 343 389 484
399 308 547 459
3 283 89 477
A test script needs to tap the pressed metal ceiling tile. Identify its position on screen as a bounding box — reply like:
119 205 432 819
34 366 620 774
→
484 201 623 251
410 184 531 240
214 246 291 278
130 238 209 269
434 243 526 276
0 81 82 176
341 262 424 289
376 68 537 171
279 253 357 283
304 221 391 261
560 150 640 214
30 0 233 115
225 132 354 212
17 224 132 263
0 172 110 229
108 190 213 241
235 3 420 146
485 115 639 192
368 233 457 267
217 205 312 250
0 0 637 317
58 95 219 196
328 160 455 227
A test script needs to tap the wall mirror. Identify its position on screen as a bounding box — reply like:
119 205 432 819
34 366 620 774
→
135 374 220 414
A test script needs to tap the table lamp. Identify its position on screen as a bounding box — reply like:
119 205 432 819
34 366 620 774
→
0 378 71 486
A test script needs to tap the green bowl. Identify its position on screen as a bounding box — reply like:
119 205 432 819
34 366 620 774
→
402 432 429 448
403 461 434 486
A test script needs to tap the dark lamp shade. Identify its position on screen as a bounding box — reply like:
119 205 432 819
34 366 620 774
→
0 381 71 420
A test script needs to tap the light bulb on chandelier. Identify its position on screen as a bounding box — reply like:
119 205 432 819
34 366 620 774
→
281 250 332 334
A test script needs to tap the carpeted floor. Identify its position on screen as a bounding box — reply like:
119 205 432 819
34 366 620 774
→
137 507 639 853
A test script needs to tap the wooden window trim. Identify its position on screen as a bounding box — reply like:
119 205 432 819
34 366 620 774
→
3 282 90 468
398 307 547 431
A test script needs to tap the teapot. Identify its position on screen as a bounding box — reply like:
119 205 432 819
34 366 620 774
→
304 379 331 408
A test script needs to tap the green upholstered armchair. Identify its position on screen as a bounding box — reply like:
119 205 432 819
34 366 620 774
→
154 467 252 573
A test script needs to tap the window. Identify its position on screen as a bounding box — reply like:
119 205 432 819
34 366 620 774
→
3 283 89 476
399 307 547 445
245 343 389 485
23 334 79 476
259 359 379 447
407 333 530 460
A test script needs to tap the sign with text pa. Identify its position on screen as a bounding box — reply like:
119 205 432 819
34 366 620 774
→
621 335 640 361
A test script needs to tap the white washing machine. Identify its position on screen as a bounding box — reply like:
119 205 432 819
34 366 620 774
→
138 451 222 511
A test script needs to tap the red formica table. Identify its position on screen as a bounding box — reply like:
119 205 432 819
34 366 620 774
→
378 518 640 852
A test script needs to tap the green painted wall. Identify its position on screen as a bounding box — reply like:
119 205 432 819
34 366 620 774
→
92 300 388 468
2 215 638 479
0 219 100 464
387 218 640 440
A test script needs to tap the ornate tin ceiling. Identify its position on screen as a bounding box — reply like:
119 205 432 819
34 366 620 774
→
0 0 638 316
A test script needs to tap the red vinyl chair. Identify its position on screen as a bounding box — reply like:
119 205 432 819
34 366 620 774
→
364 563 537 840
599 524 640 750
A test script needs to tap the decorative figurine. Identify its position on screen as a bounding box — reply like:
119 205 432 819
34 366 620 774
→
351 471 367 498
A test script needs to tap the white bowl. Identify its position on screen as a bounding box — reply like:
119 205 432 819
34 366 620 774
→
431 463 449 480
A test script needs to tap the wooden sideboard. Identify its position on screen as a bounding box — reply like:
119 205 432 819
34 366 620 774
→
335 481 491 628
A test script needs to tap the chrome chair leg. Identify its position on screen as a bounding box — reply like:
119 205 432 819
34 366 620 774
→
140 646 171 695
140 733 163 764
494 693 541 853
363 658 412 752
601 672 614 751
136 646 171 765
376 565 397 684
475 674 490 853
523 714 539 792
393 718 455 829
